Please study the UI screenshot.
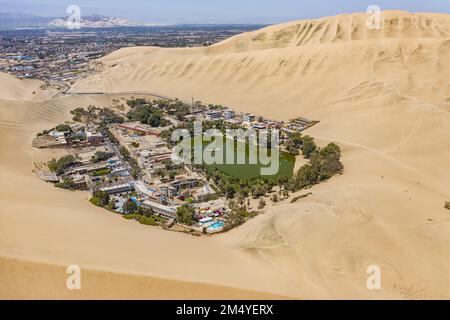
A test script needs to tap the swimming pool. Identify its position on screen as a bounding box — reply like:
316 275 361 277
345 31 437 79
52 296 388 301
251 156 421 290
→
207 221 224 231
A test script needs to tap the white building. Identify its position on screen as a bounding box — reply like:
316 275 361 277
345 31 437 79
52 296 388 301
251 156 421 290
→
142 200 178 219
223 110 235 120
98 182 135 195
243 114 256 122
206 111 223 121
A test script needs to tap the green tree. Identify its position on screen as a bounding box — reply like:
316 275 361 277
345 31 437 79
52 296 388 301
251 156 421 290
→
55 178 76 190
55 124 71 132
320 143 343 178
123 199 138 214
258 198 266 209
139 215 158 226
107 198 117 210
155 169 165 179
176 204 195 225
237 195 245 209
48 155 77 174
91 191 110 207
224 184 236 199
91 151 111 163
294 163 318 188
301 135 317 159
119 146 131 160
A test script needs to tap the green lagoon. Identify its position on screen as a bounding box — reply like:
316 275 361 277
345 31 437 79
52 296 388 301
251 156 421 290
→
181 136 296 182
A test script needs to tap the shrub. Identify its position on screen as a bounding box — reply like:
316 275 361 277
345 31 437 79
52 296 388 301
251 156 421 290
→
131 141 140 148
89 197 102 207
123 214 140 220
92 168 112 176
290 192 312 203
55 178 76 190
139 215 158 226
55 124 71 132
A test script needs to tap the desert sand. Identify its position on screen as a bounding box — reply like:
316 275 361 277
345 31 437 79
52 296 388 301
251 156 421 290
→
0 72 56 101
2 10 450 299
0 257 287 300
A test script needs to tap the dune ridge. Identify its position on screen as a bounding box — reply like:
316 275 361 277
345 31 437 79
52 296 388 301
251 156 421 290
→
209 11 450 52
2 11 450 299
71 11 450 121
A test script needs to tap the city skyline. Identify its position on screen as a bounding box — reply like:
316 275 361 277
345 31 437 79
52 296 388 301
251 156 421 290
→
1 0 450 24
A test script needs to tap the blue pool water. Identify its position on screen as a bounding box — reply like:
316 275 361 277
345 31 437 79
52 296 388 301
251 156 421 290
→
208 221 224 231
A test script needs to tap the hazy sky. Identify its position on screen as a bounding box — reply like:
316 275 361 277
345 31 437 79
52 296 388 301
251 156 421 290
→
1 0 450 24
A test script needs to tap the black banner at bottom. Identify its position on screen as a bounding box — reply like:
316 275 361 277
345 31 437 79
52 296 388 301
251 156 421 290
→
0 300 446 318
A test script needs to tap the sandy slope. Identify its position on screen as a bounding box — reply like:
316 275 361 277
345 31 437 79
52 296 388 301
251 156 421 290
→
2 11 450 299
71 11 450 120
0 72 55 101
0 257 286 300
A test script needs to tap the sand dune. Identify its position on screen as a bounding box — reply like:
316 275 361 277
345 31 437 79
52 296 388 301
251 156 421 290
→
2 11 450 299
71 11 450 120
0 72 55 101
0 257 286 300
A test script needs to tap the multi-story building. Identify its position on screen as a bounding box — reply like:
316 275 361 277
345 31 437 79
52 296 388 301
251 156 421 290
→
142 200 177 219
160 178 201 198
243 114 256 122
86 131 104 145
223 110 235 120
206 110 223 121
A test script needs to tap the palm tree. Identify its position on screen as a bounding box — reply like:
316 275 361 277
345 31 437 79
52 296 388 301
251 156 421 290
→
258 198 266 209
237 195 245 209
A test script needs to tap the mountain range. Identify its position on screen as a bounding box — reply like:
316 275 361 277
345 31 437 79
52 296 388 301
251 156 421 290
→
0 12 146 29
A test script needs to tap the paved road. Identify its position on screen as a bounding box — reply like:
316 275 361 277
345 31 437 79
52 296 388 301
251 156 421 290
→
106 139 134 177
50 81 71 98
65 91 174 101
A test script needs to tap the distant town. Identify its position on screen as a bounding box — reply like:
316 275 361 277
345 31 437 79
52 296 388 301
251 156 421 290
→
33 96 343 236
